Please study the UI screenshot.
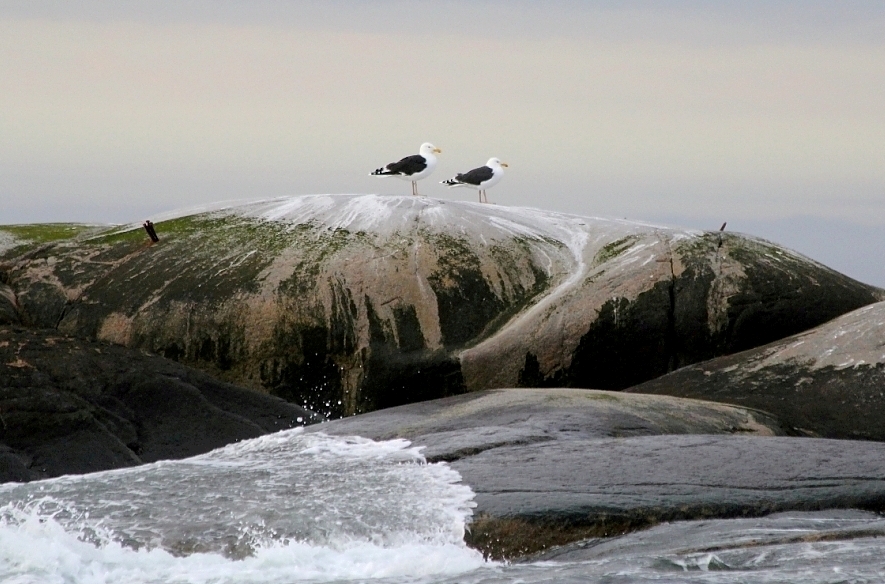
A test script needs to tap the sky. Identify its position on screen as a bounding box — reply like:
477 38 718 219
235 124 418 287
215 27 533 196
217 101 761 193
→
1 1 884 286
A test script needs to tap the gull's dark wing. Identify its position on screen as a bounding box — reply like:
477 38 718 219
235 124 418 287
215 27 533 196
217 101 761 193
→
385 154 428 176
455 166 493 185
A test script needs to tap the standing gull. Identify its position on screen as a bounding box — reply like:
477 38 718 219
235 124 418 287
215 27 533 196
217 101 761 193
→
371 142 442 196
441 158 508 203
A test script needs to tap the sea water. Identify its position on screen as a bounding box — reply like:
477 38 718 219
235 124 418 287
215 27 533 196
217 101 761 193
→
1 429 884 583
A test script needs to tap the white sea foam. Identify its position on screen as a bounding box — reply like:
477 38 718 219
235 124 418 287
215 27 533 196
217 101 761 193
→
2 432 885 583
0 430 486 584
0 511 484 584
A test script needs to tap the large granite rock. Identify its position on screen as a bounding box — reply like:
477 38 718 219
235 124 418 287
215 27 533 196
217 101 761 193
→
307 389 885 559
628 301 885 441
2 196 880 416
0 326 319 483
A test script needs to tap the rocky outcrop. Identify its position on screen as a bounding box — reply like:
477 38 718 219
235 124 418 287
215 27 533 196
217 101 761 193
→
0 326 319 483
306 387 885 559
2 196 880 416
627 301 885 441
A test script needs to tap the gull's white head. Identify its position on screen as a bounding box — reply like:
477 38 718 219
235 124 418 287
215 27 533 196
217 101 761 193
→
487 157 509 168
420 143 442 155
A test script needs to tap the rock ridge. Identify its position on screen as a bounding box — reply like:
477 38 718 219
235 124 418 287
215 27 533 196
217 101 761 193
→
2 195 879 416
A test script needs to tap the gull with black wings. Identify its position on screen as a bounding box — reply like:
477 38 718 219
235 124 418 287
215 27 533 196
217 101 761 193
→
441 158 508 203
371 142 442 196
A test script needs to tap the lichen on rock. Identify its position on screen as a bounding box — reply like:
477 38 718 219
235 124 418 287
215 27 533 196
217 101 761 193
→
2 195 880 416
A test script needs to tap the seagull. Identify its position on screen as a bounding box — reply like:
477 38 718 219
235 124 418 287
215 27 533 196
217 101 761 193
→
441 158 508 203
371 143 442 196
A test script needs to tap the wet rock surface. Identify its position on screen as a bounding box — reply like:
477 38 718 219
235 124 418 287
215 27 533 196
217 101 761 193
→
529 509 885 565
628 301 885 441
2 195 880 416
309 387 885 559
0 326 320 483
458 434 885 559
307 387 787 461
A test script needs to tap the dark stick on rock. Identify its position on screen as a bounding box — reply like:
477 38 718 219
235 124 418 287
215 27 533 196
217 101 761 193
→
718 221 726 248
143 220 160 243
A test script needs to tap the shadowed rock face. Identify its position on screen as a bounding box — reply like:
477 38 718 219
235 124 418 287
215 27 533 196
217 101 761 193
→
0 282 17 326
628 301 885 441
0 326 320 483
1 196 880 416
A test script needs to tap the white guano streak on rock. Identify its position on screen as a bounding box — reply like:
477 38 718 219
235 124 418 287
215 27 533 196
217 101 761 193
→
255 198 446 354
459 223 685 389
0 232 21 256
235 196 694 388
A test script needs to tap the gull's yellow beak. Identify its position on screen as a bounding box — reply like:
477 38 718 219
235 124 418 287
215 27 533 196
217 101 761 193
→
501 162 509 168
434 147 442 154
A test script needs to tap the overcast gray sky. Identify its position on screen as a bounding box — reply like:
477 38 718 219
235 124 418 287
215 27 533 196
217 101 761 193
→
2 1 884 286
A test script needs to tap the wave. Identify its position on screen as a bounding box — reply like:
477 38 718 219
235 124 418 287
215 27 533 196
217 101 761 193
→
0 430 487 583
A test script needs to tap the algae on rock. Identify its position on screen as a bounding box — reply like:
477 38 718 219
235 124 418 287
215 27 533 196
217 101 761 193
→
2 195 880 416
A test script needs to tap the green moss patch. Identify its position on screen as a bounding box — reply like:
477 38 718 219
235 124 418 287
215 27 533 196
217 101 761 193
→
0 223 96 243
594 235 640 266
0 224 101 259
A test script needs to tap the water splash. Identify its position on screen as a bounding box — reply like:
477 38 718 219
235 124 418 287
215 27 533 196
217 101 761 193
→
0 430 485 583
3 431 885 583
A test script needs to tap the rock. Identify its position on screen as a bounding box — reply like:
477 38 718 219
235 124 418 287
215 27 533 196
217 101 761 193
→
307 386 788 462
456 435 885 559
0 444 35 483
0 326 320 483
627 301 885 441
530 509 885 565
308 387 885 559
1 224 104 325
2 196 880 416
0 281 19 325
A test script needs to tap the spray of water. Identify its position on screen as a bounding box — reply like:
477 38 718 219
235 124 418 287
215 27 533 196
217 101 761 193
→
0 430 487 584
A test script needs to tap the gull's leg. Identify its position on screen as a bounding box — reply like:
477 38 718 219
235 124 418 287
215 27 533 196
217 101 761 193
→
412 181 418 196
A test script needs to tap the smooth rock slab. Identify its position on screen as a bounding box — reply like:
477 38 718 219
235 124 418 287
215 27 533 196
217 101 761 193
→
309 388 885 559
308 387 787 462
456 435 885 559
531 509 885 573
629 300 885 440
